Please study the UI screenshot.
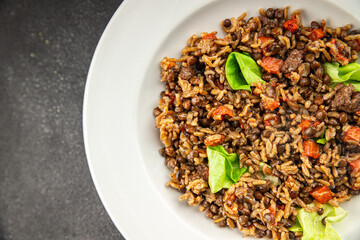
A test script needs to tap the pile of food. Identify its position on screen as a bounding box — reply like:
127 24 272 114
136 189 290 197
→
154 7 360 240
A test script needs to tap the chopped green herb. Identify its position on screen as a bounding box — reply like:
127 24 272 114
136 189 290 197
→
225 52 264 91
316 127 327 145
207 145 247 193
316 138 327 144
324 62 360 91
289 203 348 240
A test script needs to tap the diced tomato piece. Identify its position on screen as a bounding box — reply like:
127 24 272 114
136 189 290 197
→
299 120 313 131
261 57 283 75
336 53 349 65
299 120 320 138
356 109 360 115
309 28 325 41
303 140 320 159
349 159 360 173
264 115 280 126
204 134 225 147
283 18 299 33
344 126 360 143
310 185 334 204
211 106 233 120
203 33 218 40
264 120 271 126
262 98 280 111
258 36 274 55
266 206 277 225
327 38 349 66
268 206 275 215
258 36 274 45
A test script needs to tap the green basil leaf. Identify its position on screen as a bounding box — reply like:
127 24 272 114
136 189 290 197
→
225 52 264 91
319 127 327 139
207 145 247 193
324 62 342 82
338 62 360 80
324 62 360 83
316 128 327 144
316 138 327 144
289 203 348 240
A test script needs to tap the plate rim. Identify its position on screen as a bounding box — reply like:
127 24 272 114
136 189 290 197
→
83 0 360 239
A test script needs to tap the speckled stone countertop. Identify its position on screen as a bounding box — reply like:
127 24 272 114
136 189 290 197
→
0 0 125 239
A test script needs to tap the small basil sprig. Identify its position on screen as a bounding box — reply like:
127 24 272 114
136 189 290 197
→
316 127 327 145
289 203 348 240
324 62 360 91
207 145 247 193
225 52 264 91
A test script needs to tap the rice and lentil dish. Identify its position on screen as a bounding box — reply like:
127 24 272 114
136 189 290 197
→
153 7 360 240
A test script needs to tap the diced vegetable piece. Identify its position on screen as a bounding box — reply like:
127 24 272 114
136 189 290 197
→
211 106 234 120
262 98 280 111
349 160 360 190
225 52 264 91
258 36 274 45
344 126 360 143
260 57 283 75
299 120 320 130
299 120 320 138
316 138 327 144
204 134 225 147
303 140 320 159
349 159 360 172
283 18 299 33
203 32 217 40
258 36 274 55
324 62 360 91
309 28 325 41
310 185 334 204
289 203 348 240
268 206 276 215
326 38 349 66
207 145 247 193
299 120 313 130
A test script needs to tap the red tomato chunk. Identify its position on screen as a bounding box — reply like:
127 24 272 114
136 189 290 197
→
261 57 283 75
344 126 360 143
262 99 280 111
349 159 360 173
203 33 217 40
283 18 299 33
309 28 325 41
211 106 234 120
310 185 334 204
303 140 320 159
298 120 320 138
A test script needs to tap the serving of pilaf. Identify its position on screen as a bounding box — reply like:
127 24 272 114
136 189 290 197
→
154 7 360 240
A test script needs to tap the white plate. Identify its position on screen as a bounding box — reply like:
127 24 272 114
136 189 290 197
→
83 0 360 239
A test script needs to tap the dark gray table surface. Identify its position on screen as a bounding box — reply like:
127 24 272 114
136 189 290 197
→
0 0 125 239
